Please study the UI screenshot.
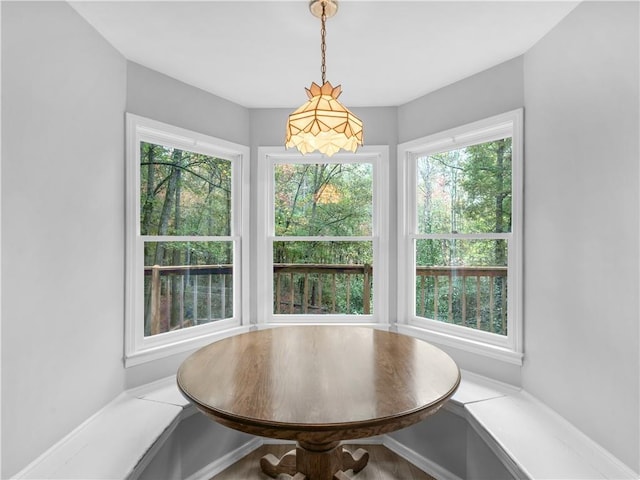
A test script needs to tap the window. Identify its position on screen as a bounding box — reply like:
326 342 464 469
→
257 147 389 325
125 114 249 365
397 110 523 363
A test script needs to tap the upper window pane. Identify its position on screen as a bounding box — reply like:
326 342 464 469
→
416 138 512 234
140 141 232 236
274 163 372 236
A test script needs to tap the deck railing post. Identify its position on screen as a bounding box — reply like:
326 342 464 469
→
363 264 371 314
150 265 161 335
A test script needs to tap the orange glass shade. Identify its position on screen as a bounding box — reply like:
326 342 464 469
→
286 81 363 157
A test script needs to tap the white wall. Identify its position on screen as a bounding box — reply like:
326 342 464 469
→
1 2 127 477
522 1 639 472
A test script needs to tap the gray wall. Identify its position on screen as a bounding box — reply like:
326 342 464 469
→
126 62 250 147
390 409 468 479
123 63 250 389
522 1 639 472
139 412 254 480
397 56 526 386
2 0 638 476
249 106 398 324
398 56 524 144
1 2 127 477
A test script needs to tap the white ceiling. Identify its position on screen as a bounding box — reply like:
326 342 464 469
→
70 1 579 108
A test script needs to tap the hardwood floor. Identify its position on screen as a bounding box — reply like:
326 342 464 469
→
210 444 437 480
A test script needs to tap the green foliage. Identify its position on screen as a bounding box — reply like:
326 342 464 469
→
417 138 511 234
272 162 373 315
140 142 232 238
140 142 235 334
416 138 511 267
140 142 233 267
413 138 512 333
274 163 372 237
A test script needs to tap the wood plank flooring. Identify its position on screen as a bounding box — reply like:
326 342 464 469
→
210 444 436 480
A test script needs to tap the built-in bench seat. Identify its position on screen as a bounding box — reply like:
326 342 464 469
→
448 372 635 479
14 378 194 480
14 372 637 480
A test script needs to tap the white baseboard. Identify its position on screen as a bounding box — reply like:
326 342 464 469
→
183 437 262 480
383 435 464 480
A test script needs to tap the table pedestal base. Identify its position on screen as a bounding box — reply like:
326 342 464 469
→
260 441 369 480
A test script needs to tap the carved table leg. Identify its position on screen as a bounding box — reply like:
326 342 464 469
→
260 449 297 478
333 472 351 480
297 441 343 480
342 447 369 474
260 442 370 480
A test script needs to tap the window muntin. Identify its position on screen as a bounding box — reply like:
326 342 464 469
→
398 110 523 361
126 114 249 365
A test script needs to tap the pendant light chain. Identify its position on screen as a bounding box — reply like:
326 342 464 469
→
320 2 327 84
285 0 363 156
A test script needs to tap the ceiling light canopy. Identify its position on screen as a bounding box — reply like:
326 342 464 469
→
285 0 363 157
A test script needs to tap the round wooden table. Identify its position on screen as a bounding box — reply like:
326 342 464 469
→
177 326 460 480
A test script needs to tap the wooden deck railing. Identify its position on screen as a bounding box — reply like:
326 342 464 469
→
273 263 372 315
144 264 232 336
416 266 507 334
144 263 507 335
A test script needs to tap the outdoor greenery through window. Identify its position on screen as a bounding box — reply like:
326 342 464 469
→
141 142 234 336
273 162 374 315
414 139 511 334
126 114 248 365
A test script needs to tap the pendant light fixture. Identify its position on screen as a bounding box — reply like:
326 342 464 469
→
285 0 363 157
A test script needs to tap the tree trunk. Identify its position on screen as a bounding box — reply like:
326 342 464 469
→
170 154 184 329
141 145 157 237
494 140 507 265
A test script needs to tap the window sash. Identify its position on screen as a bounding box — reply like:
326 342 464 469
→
397 109 523 362
125 114 249 366
257 147 389 326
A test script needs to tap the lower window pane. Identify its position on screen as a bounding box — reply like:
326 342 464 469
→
144 241 233 336
273 241 373 315
415 239 507 335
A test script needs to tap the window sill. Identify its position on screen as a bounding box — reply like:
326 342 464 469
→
396 323 523 366
124 324 251 367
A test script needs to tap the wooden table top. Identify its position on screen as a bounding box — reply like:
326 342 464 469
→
177 326 460 443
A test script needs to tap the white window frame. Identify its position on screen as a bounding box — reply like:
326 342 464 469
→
257 146 389 327
125 114 250 366
397 109 523 364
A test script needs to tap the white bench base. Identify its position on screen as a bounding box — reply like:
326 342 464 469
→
14 371 638 480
